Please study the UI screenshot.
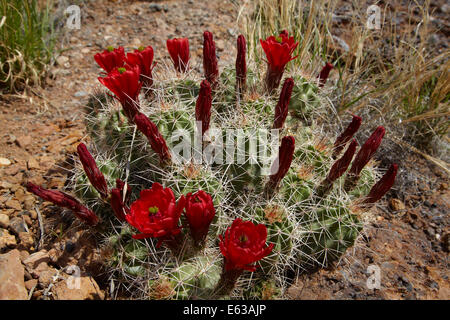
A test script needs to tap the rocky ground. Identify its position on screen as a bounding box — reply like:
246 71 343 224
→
0 0 448 300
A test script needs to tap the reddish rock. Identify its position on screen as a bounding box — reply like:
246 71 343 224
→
22 250 50 269
0 249 28 300
51 276 105 300
0 228 17 250
25 279 38 291
5 199 22 211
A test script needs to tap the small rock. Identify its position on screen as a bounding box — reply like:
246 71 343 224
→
216 39 225 51
0 214 9 228
27 157 40 170
24 198 36 211
74 91 88 97
5 199 22 211
56 55 69 66
8 217 27 234
0 181 13 189
0 157 11 167
14 187 27 202
425 227 436 238
28 209 37 220
38 268 58 287
390 198 405 211
15 135 32 148
0 228 17 250
23 250 50 270
18 232 34 248
52 276 105 300
30 261 49 279
19 250 29 262
0 249 28 299
130 38 141 47
25 279 38 291
48 248 59 264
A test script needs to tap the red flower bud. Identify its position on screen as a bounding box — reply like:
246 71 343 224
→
26 182 99 226
134 112 171 164
273 78 294 129
98 65 142 121
94 46 125 73
318 62 334 87
267 136 295 191
203 31 219 88
260 30 298 93
184 190 216 247
109 179 132 221
333 115 362 158
219 218 274 272
236 35 247 97
350 126 385 176
76 143 108 199
166 38 190 73
345 126 385 190
363 164 398 204
125 183 185 246
195 80 212 136
126 46 155 88
327 139 357 182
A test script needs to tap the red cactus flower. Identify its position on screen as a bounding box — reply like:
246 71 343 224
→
98 65 143 121
333 115 362 158
267 136 295 191
260 30 298 93
76 143 108 199
203 31 219 88
327 139 357 182
318 62 334 87
184 190 216 247
126 46 156 88
363 164 398 204
236 35 247 97
219 218 274 272
26 182 99 226
125 183 185 245
166 38 190 73
94 46 125 73
134 112 171 164
109 179 132 221
195 80 212 136
273 77 294 129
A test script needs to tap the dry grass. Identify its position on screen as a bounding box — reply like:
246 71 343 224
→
0 0 55 93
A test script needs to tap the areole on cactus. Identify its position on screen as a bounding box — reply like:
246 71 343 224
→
26 31 398 300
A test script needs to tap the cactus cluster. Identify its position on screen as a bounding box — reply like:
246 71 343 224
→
26 31 398 300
